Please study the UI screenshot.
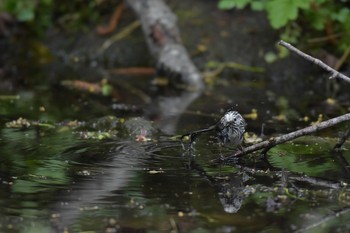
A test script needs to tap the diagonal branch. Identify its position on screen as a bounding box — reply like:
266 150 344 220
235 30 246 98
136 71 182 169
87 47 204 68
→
295 206 350 233
227 163 346 189
334 125 350 150
278 40 350 84
126 0 204 89
217 113 350 162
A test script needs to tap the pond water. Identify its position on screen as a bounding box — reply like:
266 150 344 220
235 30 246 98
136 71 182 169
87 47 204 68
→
1 66 350 233
1 1 350 231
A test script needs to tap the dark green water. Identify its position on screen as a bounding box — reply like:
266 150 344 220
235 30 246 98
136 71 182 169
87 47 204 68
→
1 68 350 233
1 1 350 229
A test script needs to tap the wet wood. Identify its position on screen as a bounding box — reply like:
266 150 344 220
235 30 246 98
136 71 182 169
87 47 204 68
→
216 112 350 162
126 0 204 89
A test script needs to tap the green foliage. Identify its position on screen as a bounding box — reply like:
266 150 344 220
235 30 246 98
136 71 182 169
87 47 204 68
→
218 0 251 9
219 0 303 31
218 0 350 53
265 0 310 29
1 0 36 22
54 0 102 31
0 0 53 31
0 0 114 34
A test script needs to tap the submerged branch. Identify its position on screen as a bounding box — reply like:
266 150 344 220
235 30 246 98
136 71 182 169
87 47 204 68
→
228 163 346 189
295 206 350 233
278 40 350 84
218 113 350 162
334 125 350 150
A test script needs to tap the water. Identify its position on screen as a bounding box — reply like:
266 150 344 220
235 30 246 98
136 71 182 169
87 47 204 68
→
1 4 350 230
1 102 350 232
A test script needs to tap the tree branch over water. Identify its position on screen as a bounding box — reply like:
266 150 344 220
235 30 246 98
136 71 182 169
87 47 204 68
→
278 40 350 84
215 41 350 163
217 113 350 162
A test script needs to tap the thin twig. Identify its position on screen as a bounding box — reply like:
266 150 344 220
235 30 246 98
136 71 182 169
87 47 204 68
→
203 62 264 83
334 125 350 150
96 1 125 35
294 206 350 233
307 33 343 44
217 113 350 162
332 150 350 178
97 20 141 54
335 45 350 70
109 67 155 76
278 40 350 84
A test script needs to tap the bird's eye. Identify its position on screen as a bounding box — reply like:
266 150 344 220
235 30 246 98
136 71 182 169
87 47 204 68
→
234 118 236 121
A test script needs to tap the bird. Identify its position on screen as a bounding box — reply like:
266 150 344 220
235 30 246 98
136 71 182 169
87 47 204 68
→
182 109 246 149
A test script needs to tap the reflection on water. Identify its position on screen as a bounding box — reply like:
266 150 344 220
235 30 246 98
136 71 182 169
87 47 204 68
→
1 49 350 233
2 111 350 232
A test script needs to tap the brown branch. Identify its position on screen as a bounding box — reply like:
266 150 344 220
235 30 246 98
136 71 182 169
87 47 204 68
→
218 113 350 162
278 40 350 84
110 67 155 76
96 1 125 35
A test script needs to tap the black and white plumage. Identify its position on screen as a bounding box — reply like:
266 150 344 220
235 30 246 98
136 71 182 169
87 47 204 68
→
216 110 246 146
182 109 246 148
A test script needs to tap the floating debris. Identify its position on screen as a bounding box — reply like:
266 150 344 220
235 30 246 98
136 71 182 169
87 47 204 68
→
6 117 31 128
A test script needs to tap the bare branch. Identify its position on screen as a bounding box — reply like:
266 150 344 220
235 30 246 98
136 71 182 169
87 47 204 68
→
278 40 350 84
217 113 350 162
230 163 346 189
334 125 350 150
295 206 350 233
126 0 204 89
